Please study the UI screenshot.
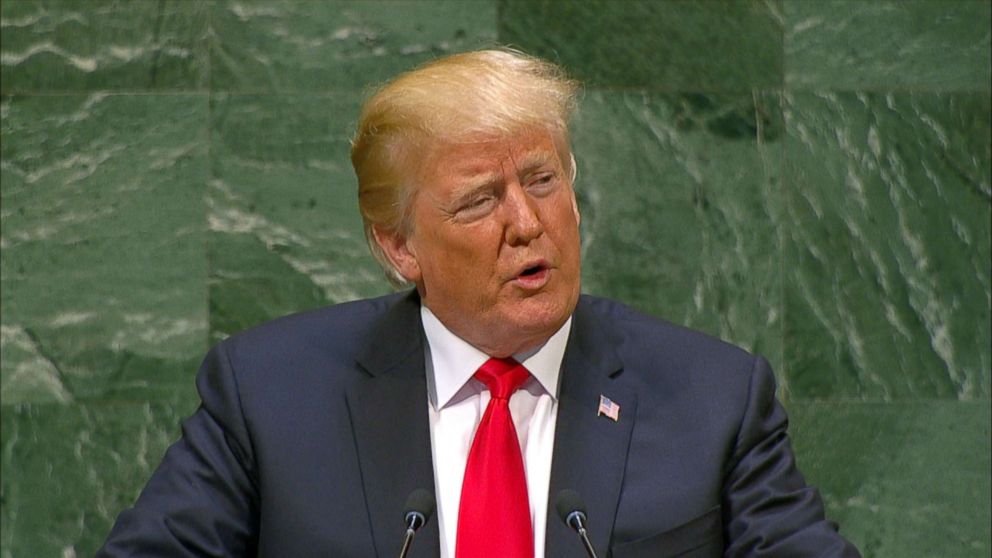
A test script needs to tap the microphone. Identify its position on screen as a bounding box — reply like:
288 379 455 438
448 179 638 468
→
555 489 598 558
398 489 435 558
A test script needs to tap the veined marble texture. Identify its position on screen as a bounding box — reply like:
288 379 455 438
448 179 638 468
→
209 0 497 91
1 401 196 557
788 399 991 556
1 94 208 406
1 0 209 91
500 0 784 90
208 93 392 342
784 92 991 399
573 90 785 376
2 0 991 556
785 0 992 90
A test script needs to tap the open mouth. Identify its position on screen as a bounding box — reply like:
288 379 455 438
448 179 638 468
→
519 265 545 277
513 262 550 287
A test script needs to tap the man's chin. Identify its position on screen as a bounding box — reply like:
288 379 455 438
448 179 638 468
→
501 297 575 337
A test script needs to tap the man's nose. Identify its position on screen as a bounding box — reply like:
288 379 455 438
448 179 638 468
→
503 182 543 245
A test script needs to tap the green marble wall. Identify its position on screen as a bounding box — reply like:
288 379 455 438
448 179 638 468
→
1 1 988 556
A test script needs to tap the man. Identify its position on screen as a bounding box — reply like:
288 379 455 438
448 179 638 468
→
99 49 859 557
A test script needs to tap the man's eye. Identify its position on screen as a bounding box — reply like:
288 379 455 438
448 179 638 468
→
464 196 493 209
454 195 496 219
528 173 557 192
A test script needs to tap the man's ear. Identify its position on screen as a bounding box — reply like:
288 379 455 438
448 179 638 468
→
570 188 581 226
566 152 580 225
372 225 422 283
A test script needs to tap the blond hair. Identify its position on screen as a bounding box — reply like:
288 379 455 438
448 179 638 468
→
351 48 580 285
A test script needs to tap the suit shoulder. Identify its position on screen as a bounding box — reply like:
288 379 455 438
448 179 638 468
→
217 291 406 361
576 295 771 430
577 294 756 369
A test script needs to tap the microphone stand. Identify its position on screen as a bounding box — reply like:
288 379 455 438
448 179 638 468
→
398 526 416 558
577 525 597 558
398 511 425 558
568 511 599 558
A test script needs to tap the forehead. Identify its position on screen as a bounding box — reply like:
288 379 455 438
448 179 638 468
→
420 129 567 179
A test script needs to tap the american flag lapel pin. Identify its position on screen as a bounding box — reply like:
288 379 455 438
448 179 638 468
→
597 395 620 422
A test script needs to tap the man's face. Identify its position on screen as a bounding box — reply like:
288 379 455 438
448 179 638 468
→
376 129 582 357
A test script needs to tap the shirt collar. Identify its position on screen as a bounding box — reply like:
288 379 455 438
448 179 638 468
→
421 305 571 410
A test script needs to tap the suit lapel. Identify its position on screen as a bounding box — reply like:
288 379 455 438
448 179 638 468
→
347 291 440 558
546 298 637 558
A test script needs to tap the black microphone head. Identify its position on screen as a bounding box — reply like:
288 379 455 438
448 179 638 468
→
403 489 436 531
555 489 587 527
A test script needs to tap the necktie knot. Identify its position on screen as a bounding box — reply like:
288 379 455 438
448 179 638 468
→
475 357 530 400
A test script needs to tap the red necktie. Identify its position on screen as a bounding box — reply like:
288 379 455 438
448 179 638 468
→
455 357 534 558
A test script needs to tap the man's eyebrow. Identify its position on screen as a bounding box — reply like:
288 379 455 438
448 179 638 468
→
514 150 558 173
448 173 502 205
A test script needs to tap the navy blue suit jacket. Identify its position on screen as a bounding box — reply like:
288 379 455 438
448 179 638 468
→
99 291 859 557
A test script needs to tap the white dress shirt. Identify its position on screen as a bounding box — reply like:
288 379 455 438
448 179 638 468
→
421 306 571 558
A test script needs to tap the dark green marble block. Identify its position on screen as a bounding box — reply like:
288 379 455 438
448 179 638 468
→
783 92 990 399
2 94 208 405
